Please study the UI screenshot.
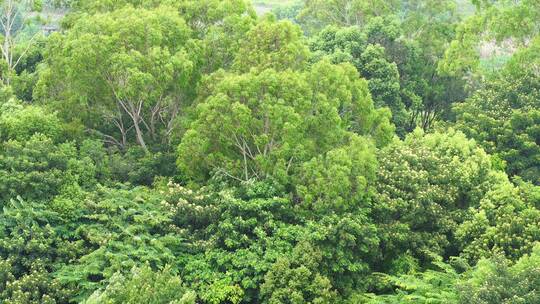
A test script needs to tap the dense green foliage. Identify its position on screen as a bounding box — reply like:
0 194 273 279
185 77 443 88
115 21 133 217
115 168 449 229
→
454 48 540 184
0 0 538 303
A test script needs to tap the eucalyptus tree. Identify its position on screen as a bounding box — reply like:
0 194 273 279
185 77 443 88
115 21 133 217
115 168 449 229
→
177 19 393 184
0 0 43 85
178 60 393 184
37 6 195 152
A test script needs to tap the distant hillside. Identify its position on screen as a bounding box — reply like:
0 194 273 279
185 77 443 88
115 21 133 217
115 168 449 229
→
252 0 296 15
456 0 476 17
252 0 477 17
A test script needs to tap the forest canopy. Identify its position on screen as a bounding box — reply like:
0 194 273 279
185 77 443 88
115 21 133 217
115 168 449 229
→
0 0 539 303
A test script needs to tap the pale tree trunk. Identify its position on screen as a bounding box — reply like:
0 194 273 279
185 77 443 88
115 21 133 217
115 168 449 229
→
1 0 16 85
132 115 148 152
163 102 179 144
100 106 131 151
107 76 150 153
126 100 149 153
0 0 40 86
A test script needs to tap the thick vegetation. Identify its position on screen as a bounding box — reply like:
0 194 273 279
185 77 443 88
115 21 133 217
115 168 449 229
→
0 0 539 303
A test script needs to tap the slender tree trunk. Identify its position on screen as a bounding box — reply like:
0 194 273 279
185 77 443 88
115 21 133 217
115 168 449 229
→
1 0 14 85
117 99 150 153
0 0 39 86
129 101 149 152
132 117 149 152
